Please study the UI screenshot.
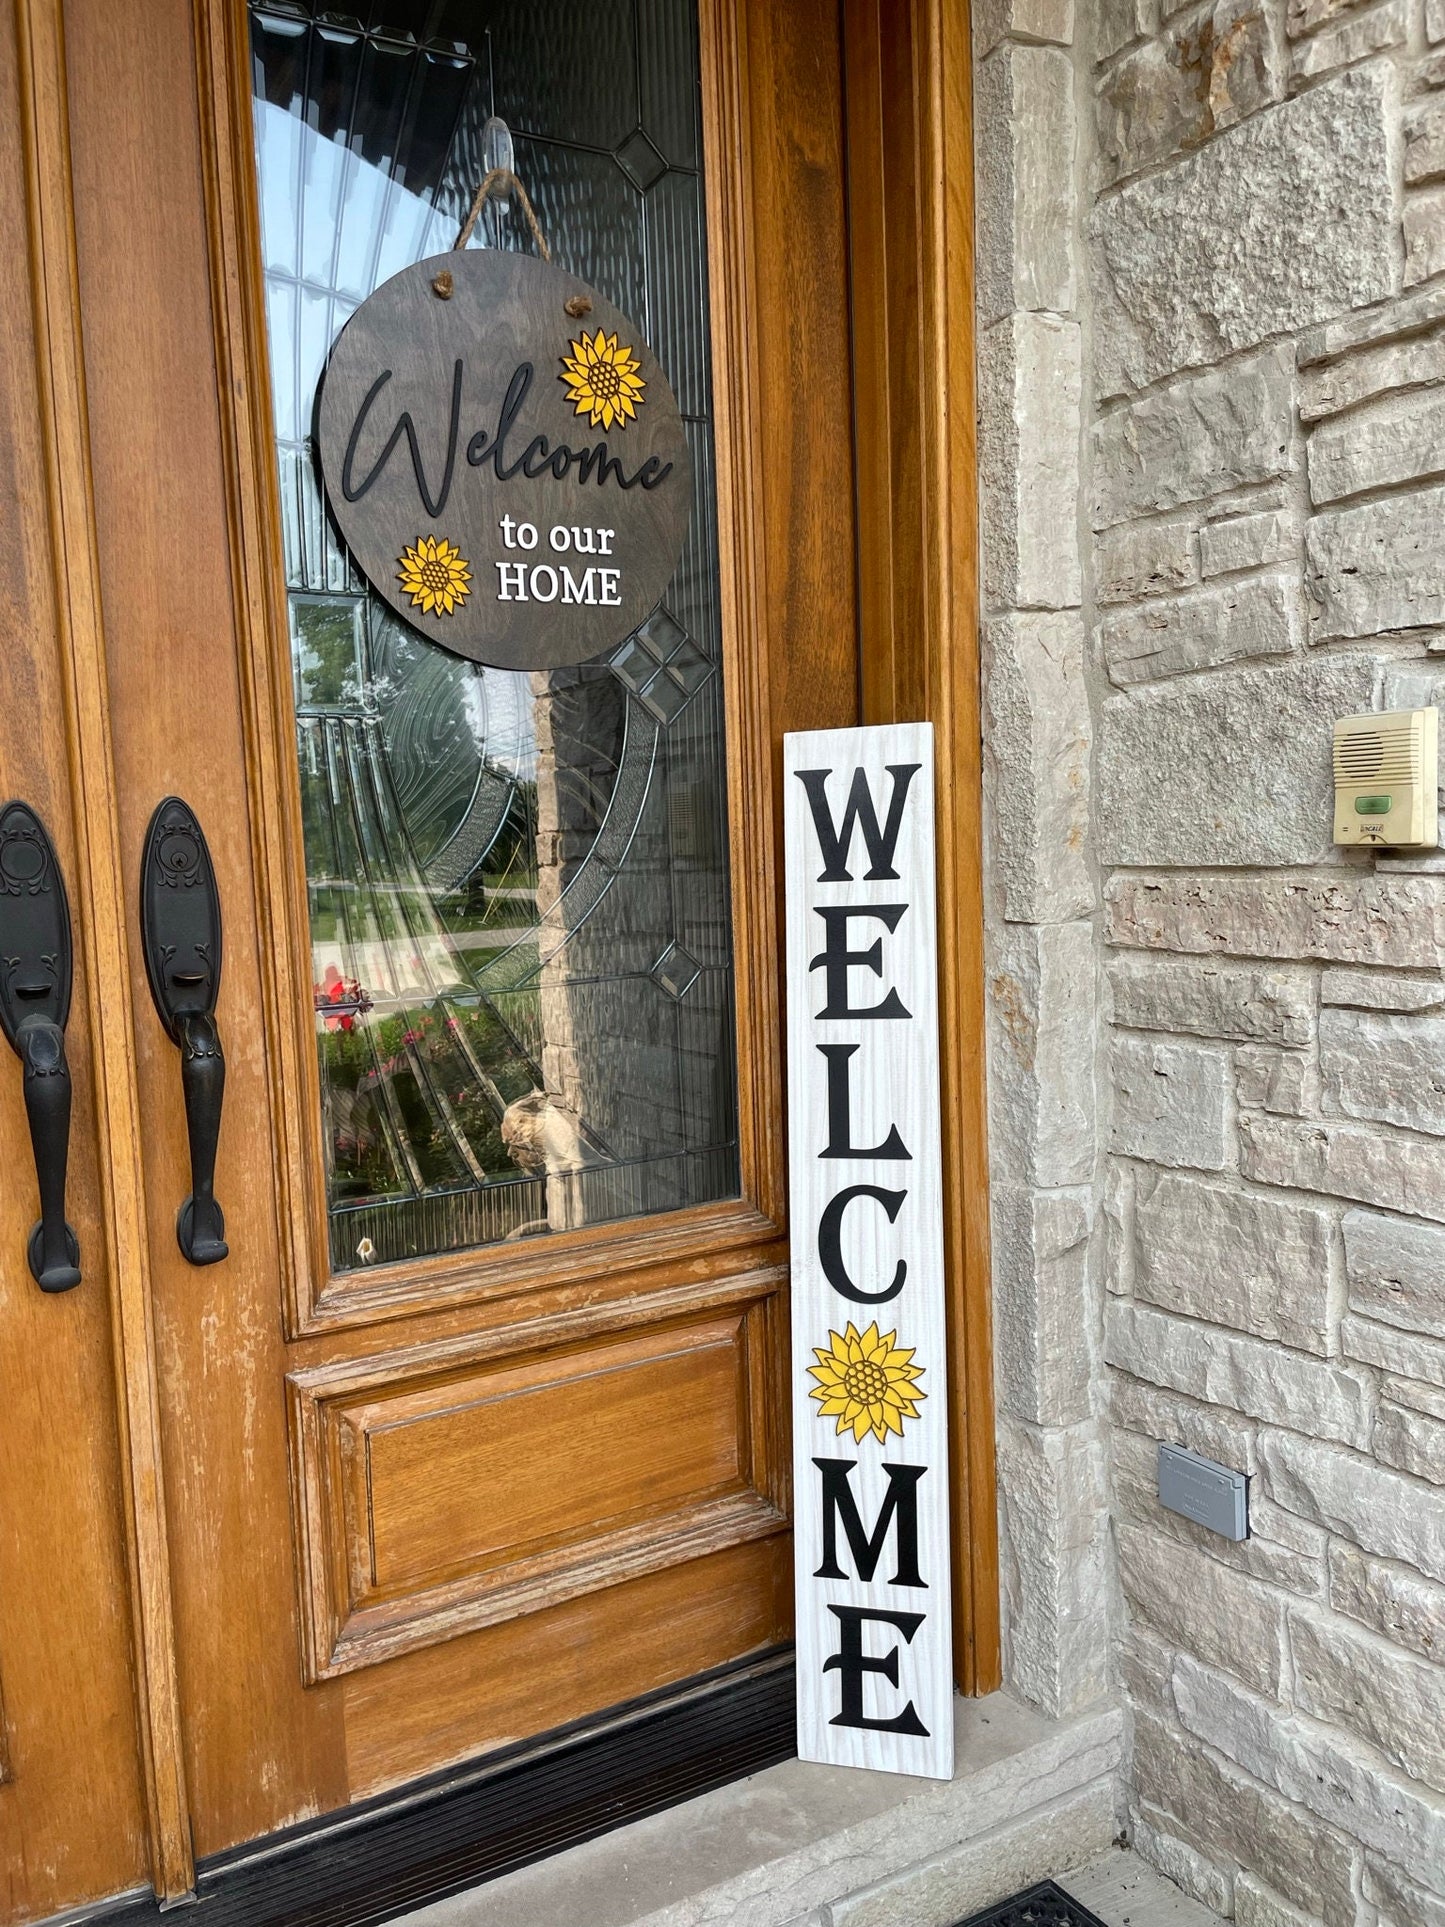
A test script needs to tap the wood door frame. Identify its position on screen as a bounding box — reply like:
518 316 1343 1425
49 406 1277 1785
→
841 0 1001 1696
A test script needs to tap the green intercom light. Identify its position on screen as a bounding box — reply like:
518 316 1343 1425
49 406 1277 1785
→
1354 795 1393 815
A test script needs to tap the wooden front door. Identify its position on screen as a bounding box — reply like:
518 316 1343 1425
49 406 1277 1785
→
0 0 992 1915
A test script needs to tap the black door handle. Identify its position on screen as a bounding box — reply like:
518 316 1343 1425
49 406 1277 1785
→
0 801 81 1291
139 797 228 1266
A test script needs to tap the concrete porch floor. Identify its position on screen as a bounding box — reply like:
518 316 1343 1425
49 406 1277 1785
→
391 1693 1217 1927
1062 1852 1220 1926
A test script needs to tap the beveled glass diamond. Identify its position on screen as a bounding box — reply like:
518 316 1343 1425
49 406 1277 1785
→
634 604 686 665
637 670 690 724
610 636 654 695
651 941 701 999
665 637 711 696
616 128 668 192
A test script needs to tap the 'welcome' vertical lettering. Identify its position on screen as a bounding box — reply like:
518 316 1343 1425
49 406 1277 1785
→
784 723 954 1779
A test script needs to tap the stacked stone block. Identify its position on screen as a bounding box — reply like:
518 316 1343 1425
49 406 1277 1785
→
975 0 1114 1721
1077 0 1445 1916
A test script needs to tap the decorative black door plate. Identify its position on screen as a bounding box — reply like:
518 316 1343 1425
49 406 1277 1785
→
139 797 228 1265
0 799 81 1291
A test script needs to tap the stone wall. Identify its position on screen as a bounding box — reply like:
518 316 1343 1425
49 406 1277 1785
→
978 0 1445 1918
975 0 1114 1722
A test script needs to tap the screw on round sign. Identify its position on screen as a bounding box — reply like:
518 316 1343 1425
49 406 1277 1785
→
317 250 693 673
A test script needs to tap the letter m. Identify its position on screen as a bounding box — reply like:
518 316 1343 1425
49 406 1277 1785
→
794 764 921 881
813 1457 925 1588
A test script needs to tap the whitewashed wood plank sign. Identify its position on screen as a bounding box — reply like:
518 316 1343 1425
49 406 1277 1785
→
784 722 953 1780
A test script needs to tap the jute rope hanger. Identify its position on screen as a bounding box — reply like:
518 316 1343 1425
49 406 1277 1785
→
454 166 551 258
437 165 593 318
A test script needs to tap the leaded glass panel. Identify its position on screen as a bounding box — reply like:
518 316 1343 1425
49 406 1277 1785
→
249 0 737 1270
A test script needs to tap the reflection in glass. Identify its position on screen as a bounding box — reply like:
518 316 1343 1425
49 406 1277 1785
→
250 0 737 1270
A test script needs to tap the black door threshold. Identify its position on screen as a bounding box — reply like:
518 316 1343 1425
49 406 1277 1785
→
66 1648 795 1927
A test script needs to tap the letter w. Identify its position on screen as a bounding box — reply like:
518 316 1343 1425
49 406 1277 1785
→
794 764 921 881
814 1457 925 1588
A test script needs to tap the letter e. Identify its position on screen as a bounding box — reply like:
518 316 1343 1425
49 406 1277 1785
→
823 1605 929 1735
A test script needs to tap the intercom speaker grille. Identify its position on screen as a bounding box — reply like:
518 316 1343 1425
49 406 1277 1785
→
1333 717 1419 783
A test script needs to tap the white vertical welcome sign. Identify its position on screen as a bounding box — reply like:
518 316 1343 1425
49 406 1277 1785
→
784 723 953 1780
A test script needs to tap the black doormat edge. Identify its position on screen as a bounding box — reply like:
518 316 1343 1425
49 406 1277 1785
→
950 1880 1111 1927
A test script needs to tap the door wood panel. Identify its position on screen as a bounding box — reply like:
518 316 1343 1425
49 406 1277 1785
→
339 1537 792 1800
290 1275 787 1678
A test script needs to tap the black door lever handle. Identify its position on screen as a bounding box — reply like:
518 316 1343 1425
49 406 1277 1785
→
18 1014 82 1290
0 801 81 1291
175 1010 227 1264
140 797 228 1266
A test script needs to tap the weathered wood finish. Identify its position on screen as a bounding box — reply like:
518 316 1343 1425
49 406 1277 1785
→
0 1 158 1896
51 0 816 1858
290 1273 787 1680
62 0 351 1858
843 0 1000 1697
68 0 856 1867
0 0 993 1910
9 0 193 1900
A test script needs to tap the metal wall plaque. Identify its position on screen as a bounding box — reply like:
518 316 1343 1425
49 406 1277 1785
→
317 249 693 671
784 723 953 1780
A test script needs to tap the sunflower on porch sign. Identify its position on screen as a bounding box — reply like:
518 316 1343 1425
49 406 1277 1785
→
808 1320 926 1445
397 535 472 617
559 328 646 431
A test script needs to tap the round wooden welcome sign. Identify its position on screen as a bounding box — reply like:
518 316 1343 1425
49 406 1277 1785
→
317 250 693 672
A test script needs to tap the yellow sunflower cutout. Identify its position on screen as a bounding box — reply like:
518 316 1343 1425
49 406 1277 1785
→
808 1320 926 1445
397 535 472 617
559 328 646 431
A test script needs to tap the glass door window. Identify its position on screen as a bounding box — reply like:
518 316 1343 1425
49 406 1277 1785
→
251 0 737 1271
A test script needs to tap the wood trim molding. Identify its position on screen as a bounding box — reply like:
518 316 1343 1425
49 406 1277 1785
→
699 0 786 1235
288 1269 789 1681
14 0 193 1893
192 0 331 1339
842 0 1002 1695
193 0 791 1340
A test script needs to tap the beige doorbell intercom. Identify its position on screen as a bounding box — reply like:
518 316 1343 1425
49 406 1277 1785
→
1333 708 1439 848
